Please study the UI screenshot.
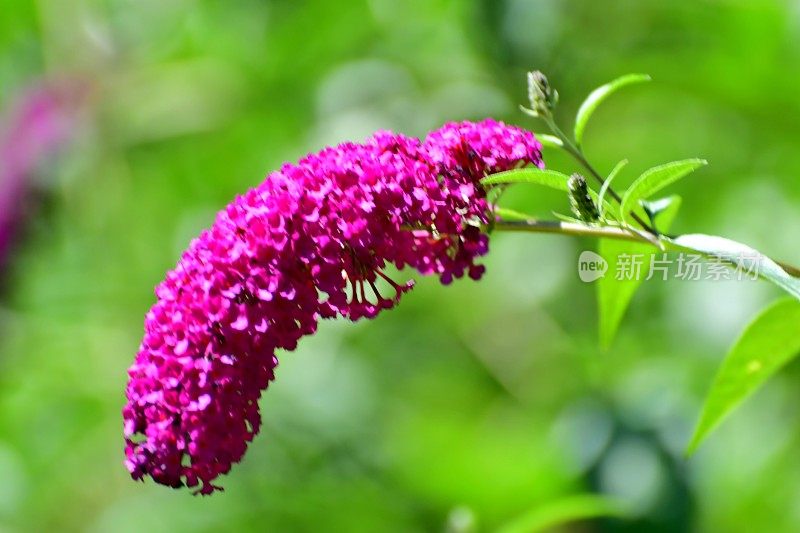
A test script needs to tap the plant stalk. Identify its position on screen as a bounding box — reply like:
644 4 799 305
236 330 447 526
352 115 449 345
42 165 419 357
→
494 218 644 242
493 218 800 278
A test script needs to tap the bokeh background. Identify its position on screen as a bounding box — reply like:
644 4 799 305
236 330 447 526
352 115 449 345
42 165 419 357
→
2 0 800 531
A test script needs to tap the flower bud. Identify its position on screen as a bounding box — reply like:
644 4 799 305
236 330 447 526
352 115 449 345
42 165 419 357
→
568 173 599 223
526 70 559 118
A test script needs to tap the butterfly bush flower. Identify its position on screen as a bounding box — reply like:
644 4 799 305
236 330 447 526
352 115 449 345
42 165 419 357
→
124 119 543 494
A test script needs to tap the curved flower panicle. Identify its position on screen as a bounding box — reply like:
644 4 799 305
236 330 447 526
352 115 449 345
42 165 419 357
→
124 120 543 494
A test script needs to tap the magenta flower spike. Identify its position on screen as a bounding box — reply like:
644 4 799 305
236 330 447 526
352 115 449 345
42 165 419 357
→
123 120 543 494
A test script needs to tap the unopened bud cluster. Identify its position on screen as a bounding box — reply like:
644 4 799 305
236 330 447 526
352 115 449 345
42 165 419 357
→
568 173 599 223
525 70 559 118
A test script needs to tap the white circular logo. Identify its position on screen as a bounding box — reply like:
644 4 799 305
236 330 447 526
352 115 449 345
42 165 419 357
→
578 250 608 282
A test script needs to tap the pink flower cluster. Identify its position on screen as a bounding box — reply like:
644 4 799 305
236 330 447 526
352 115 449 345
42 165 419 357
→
123 119 543 494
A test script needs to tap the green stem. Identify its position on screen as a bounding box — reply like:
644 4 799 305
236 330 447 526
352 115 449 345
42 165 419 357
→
494 219 650 243
493 218 800 278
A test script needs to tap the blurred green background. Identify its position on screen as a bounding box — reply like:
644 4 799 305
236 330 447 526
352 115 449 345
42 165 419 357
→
2 0 800 531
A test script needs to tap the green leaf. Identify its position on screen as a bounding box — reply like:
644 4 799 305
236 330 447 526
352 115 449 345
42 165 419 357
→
598 159 628 220
667 233 800 301
598 196 682 348
536 133 564 149
620 159 707 225
574 73 651 147
687 298 800 454
553 211 585 224
481 168 570 190
485 169 614 225
497 494 627 533
641 196 680 234
493 207 535 222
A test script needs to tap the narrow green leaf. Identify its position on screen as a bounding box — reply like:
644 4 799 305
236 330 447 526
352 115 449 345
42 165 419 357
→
493 207 535 222
687 298 800 454
487 169 613 225
598 196 682 348
497 494 627 533
574 73 651 146
641 196 680 234
620 159 707 225
598 159 628 220
481 168 570 190
667 233 800 301
553 211 585 224
536 133 564 149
